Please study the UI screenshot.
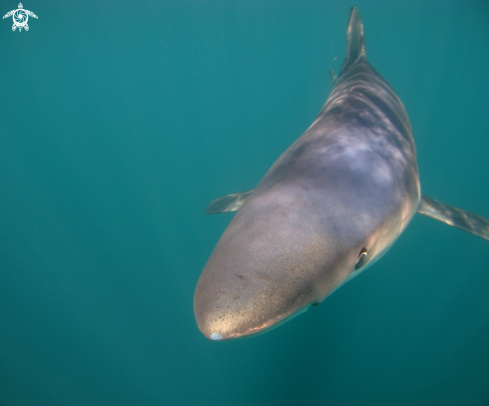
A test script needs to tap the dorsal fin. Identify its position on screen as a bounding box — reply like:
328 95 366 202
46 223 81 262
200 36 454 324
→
339 7 366 77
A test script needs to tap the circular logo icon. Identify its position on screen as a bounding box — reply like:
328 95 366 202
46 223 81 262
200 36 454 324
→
13 9 27 27
3 3 38 32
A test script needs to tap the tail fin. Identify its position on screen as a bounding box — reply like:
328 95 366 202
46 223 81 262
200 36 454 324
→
340 7 366 76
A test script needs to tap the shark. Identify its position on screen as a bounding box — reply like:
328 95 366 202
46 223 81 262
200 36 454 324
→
194 7 489 341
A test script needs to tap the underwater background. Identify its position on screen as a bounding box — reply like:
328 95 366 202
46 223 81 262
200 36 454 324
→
0 0 488 405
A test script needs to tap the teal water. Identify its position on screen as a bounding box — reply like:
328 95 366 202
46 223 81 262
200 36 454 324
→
1 1 488 405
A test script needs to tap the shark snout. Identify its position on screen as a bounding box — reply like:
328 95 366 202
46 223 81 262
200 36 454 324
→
194 186 356 340
193 225 340 340
194 267 316 340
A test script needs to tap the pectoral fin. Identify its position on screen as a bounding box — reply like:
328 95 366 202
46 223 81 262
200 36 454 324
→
205 190 253 214
417 194 489 241
328 70 338 84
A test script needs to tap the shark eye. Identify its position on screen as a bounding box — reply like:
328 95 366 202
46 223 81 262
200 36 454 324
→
355 247 368 270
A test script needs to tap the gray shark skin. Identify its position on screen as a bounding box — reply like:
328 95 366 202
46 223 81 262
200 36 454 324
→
194 8 489 341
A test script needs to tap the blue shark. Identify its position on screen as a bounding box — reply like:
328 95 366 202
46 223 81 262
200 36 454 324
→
194 8 489 341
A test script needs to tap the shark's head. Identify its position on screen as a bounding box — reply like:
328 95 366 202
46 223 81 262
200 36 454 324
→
194 161 417 341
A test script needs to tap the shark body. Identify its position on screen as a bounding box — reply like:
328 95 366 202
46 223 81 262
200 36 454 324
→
194 8 489 341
